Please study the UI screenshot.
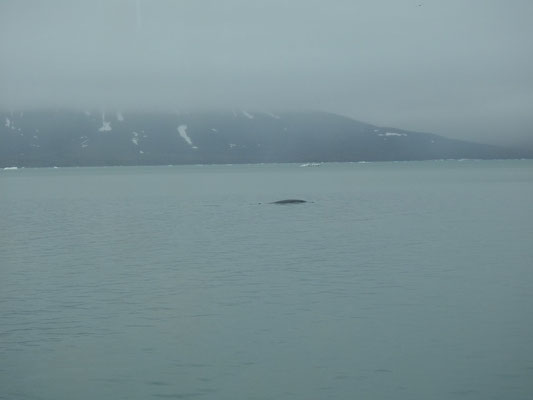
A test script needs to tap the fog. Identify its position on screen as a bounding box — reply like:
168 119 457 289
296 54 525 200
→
1 0 532 147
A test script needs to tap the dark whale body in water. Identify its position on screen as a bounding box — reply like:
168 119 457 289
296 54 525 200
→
270 199 307 204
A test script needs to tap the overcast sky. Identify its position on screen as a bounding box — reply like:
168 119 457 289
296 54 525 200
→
1 0 532 146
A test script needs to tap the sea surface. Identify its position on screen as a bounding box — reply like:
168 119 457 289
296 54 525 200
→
1 160 533 400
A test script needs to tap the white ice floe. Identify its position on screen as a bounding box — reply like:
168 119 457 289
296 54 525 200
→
229 143 237 148
210 128 218 133
5 118 11 128
378 132 407 137
139 150 144 154
116 111 124 122
300 162 322 167
3 166 18 170
242 110 254 119
131 132 139 145
177 124 198 149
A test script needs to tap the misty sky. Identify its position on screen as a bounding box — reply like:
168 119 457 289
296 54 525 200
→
1 0 532 146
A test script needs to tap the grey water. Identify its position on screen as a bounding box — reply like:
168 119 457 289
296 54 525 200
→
1 160 532 400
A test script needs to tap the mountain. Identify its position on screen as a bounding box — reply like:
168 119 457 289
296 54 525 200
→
0 109 525 167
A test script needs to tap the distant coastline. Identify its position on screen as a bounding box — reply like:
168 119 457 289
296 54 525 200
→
1 110 529 168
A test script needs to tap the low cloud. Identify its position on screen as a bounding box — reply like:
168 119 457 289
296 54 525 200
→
1 0 532 146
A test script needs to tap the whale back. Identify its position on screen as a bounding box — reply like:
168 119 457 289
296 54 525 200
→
270 199 307 204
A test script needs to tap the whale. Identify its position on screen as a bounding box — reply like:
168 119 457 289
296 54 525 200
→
270 199 307 205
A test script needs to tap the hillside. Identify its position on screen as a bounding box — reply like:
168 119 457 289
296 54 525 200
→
0 110 524 167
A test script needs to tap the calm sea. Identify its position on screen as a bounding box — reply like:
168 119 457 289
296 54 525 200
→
1 160 532 400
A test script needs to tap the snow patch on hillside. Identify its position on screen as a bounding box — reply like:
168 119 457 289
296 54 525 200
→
242 110 254 119
132 132 139 145
264 111 280 119
99 113 112 132
378 132 407 137
99 121 111 132
177 125 198 149
4 117 21 132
